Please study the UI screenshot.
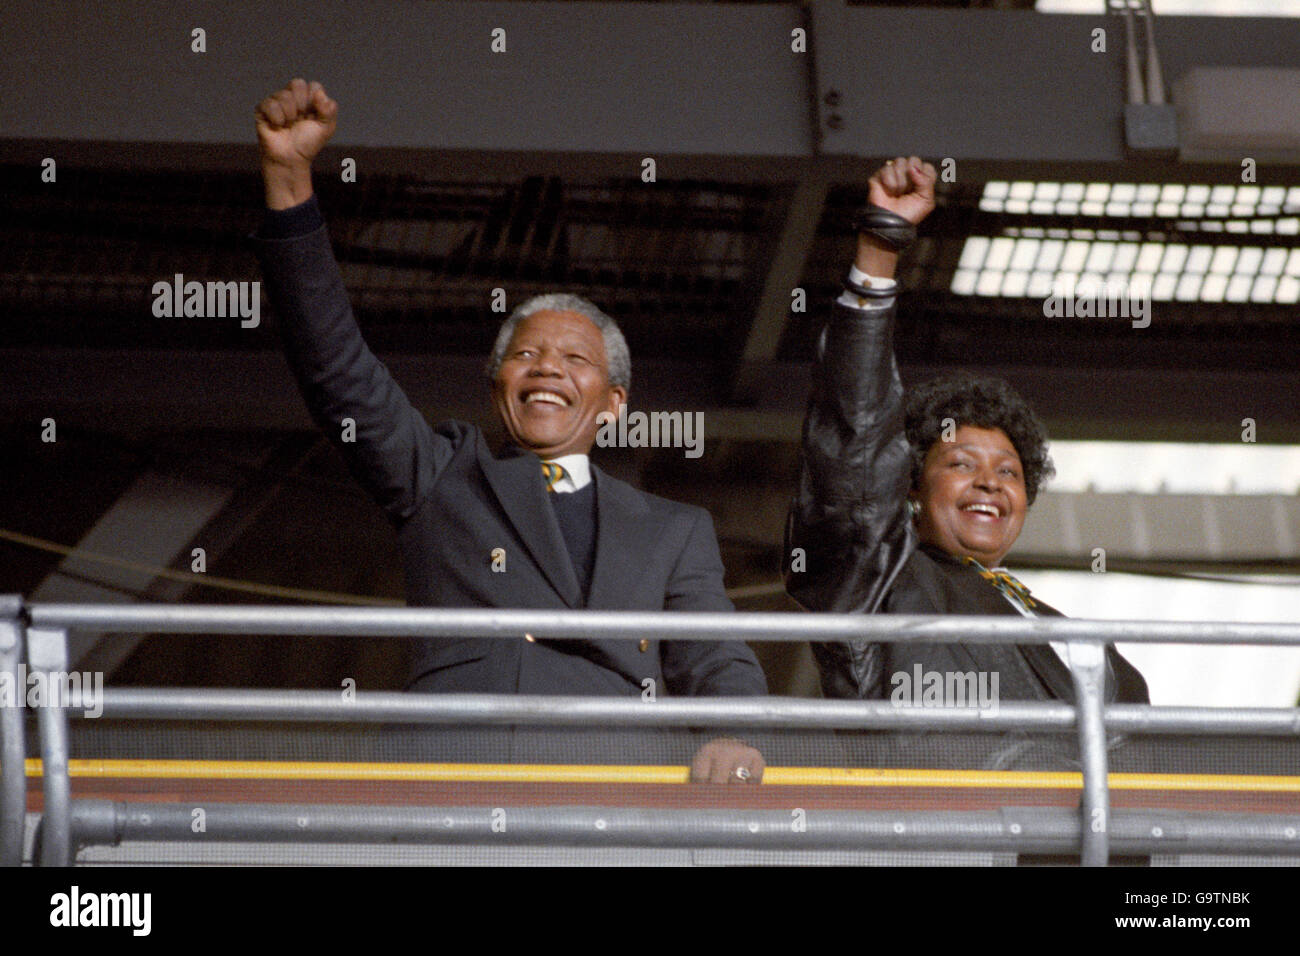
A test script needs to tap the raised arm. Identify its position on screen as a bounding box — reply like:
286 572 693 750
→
252 79 450 523
785 158 938 616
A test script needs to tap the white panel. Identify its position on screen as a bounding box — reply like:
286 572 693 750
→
957 236 990 271
1209 246 1239 274
1010 569 1300 710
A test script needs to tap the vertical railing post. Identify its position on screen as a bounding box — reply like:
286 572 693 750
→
1067 640 1111 866
27 627 73 866
0 596 27 867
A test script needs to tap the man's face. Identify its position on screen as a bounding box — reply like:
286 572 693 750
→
912 425 1029 568
491 309 627 459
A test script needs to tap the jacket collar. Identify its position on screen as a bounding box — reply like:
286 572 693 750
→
481 445 661 610
482 443 582 606
585 463 657 610
918 542 1077 700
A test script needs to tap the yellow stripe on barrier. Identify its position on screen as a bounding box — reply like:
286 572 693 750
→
766 767 1300 793
18 758 1300 793
23 758 690 784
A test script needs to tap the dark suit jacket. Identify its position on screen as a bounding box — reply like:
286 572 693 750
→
785 297 1149 706
252 215 765 699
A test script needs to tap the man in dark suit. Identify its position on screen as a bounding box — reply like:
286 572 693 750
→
252 79 766 782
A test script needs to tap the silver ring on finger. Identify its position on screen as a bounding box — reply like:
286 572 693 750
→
732 766 752 781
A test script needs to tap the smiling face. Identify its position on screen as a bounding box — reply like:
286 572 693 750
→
911 425 1029 568
490 309 627 460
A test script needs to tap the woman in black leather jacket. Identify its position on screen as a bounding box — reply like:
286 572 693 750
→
784 155 1148 711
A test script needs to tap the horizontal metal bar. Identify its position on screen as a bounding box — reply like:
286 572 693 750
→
66 800 1300 856
1107 704 1300 735
26 604 1300 646
65 688 1300 735
75 688 1077 729
64 800 1077 852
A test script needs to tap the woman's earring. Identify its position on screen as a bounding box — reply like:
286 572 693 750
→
907 498 921 519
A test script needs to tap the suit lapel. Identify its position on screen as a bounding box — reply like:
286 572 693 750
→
481 444 582 607
1020 596 1121 704
585 465 659 610
1017 641 1075 702
997 591 1078 702
922 545 1077 701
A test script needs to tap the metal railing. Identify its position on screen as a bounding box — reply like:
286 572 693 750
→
3 597 1299 867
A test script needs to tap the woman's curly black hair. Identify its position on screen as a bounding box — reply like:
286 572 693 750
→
903 375 1056 505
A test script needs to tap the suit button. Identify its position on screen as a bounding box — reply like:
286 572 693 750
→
638 639 649 652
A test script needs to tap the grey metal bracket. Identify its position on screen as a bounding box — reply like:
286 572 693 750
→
27 626 73 866
1067 639 1111 867
0 595 27 867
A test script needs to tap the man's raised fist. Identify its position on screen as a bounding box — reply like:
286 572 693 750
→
255 78 338 170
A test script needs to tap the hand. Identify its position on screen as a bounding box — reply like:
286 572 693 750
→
868 155 937 226
855 155 937 276
255 78 337 169
255 79 338 209
689 737 765 785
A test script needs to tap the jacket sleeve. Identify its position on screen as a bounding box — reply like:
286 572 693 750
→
784 298 916 698
251 217 452 525
660 508 767 697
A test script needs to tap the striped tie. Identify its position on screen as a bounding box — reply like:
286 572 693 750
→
963 556 1038 613
540 461 566 493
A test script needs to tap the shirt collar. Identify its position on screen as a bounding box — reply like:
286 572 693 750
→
541 453 592 493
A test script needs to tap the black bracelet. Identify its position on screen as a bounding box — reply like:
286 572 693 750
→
843 276 898 299
850 203 917 252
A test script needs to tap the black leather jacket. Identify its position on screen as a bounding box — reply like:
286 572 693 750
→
784 297 1149 706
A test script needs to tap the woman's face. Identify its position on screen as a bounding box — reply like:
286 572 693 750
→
912 425 1028 568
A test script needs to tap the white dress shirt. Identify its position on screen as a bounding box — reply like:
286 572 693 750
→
837 264 898 312
540 453 592 493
